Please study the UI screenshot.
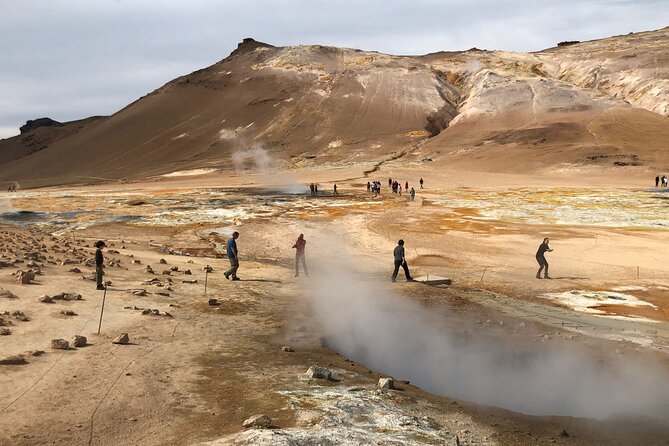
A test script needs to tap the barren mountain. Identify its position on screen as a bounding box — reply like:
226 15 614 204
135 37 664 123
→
0 27 667 187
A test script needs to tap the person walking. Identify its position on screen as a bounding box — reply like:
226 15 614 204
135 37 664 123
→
292 234 308 277
405 181 408 191
95 240 106 290
663 176 668 187
309 183 315 196
410 187 415 201
333 183 338 196
535 237 553 279
656 176 660 187
224 231 240 281
419 178 424 189
388 178 392 187
391 239 413 282
367 181 371 192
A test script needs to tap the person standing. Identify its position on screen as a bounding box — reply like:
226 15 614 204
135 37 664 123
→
391 239 413 282
663 176 668 187
405 181 408 191
292 234 308 277
419 178 424 189
333 183 338 196
535 238 553 279
95 240 106 290
410 187 415 201
224 231 240 281
314 184 318 195
656 176 660 187
367 181 371 192
309 183 315 196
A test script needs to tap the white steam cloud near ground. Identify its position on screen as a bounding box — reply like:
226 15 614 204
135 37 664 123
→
309 269 669 419
230 144 307 194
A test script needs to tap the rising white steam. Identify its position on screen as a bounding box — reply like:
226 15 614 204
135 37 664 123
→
231 143 307 194
309 271 669 420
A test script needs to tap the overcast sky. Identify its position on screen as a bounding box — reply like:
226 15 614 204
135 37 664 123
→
1 0 667 139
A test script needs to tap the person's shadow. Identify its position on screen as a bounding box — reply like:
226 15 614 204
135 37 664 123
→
547 276 589 280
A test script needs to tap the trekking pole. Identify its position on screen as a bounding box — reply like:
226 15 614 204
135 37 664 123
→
205 267 209 295
97 285 108 335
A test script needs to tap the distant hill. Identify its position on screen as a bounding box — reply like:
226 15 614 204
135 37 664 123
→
1 27 667 187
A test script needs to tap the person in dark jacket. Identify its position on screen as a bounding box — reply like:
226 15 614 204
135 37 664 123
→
656 175 660 187
391 239 413 282
535 238 553 279
95 240 106 290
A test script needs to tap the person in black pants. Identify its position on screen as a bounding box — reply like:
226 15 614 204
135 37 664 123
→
95 240 106 290
391 239 413 282
535 238 553 279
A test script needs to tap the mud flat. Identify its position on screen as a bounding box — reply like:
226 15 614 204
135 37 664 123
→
2 169 669 445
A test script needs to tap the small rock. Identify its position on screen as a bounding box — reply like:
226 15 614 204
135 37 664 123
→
208 298 219 306
39 295 53 303
0 328 11 335
203 265 214 273
73 335 87 347
560 430 570 438
281 346 294 352
305 366 332 380
0 288 18 299
141 309 152 315
68 267 81 273
378 377 395 389
242 414 272 429
159 259 167 264
0 355 27 365
132 259 141 264
155 292 170 297
162 270 171 275
184 269 192 275
182 279 197 284
17 270 35 284
164 312 173 318
145 266 154 274
112 333 130 345
61 310 77 316
31 350 45 356
170 266 179 272
51 339 70 350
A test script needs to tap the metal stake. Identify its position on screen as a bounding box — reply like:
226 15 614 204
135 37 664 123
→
205 267 209 295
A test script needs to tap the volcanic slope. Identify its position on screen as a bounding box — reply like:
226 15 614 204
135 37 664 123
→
0 28 668 187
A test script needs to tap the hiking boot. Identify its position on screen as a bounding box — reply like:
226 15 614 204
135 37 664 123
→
96 286 106 290
535 274 542 279
232 277 241 281
544 275 551 279
224 272 230 280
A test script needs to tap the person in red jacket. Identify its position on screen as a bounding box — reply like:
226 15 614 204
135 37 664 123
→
293 234 308 277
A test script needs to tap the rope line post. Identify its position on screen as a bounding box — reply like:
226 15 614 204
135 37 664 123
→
97 286 108 335
205 266 210 295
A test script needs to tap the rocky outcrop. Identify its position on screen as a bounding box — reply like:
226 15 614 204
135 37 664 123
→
19 118 63 134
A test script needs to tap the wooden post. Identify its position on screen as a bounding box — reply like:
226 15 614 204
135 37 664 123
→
205 267 209 295
97 286 107 335
479 268 487 283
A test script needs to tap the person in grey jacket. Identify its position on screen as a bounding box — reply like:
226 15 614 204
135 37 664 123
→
391 239 413 282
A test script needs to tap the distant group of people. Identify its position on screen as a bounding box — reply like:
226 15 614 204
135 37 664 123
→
655 175 668 187
365 177 423 201
6 184 17 192
367 181 382 195
309 183 319 196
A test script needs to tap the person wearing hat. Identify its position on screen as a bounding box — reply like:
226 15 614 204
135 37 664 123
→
95 241 106 290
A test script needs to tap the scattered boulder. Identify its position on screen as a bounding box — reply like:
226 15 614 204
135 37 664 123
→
128 289 147 296
39 295 54 303
145 266 154 274
242 414 272 429
61 310 77 316
73 335 87 347
305 366 332 380
17 270 35 284
13 311 29 322
378 377 395 389
51 339 70 350
184 269 192 275
132 259 141 264
52 292 83 301
162 270 172 275
0 355 27 365
170 266 179 272
182 279 197 284
208 298 219 306
31 350 45 356
112 333 130 345
0 328 11 336
159 258 167 264
68 267 81 273
0 288 18 299
282 346 294 352
155 292 170 297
